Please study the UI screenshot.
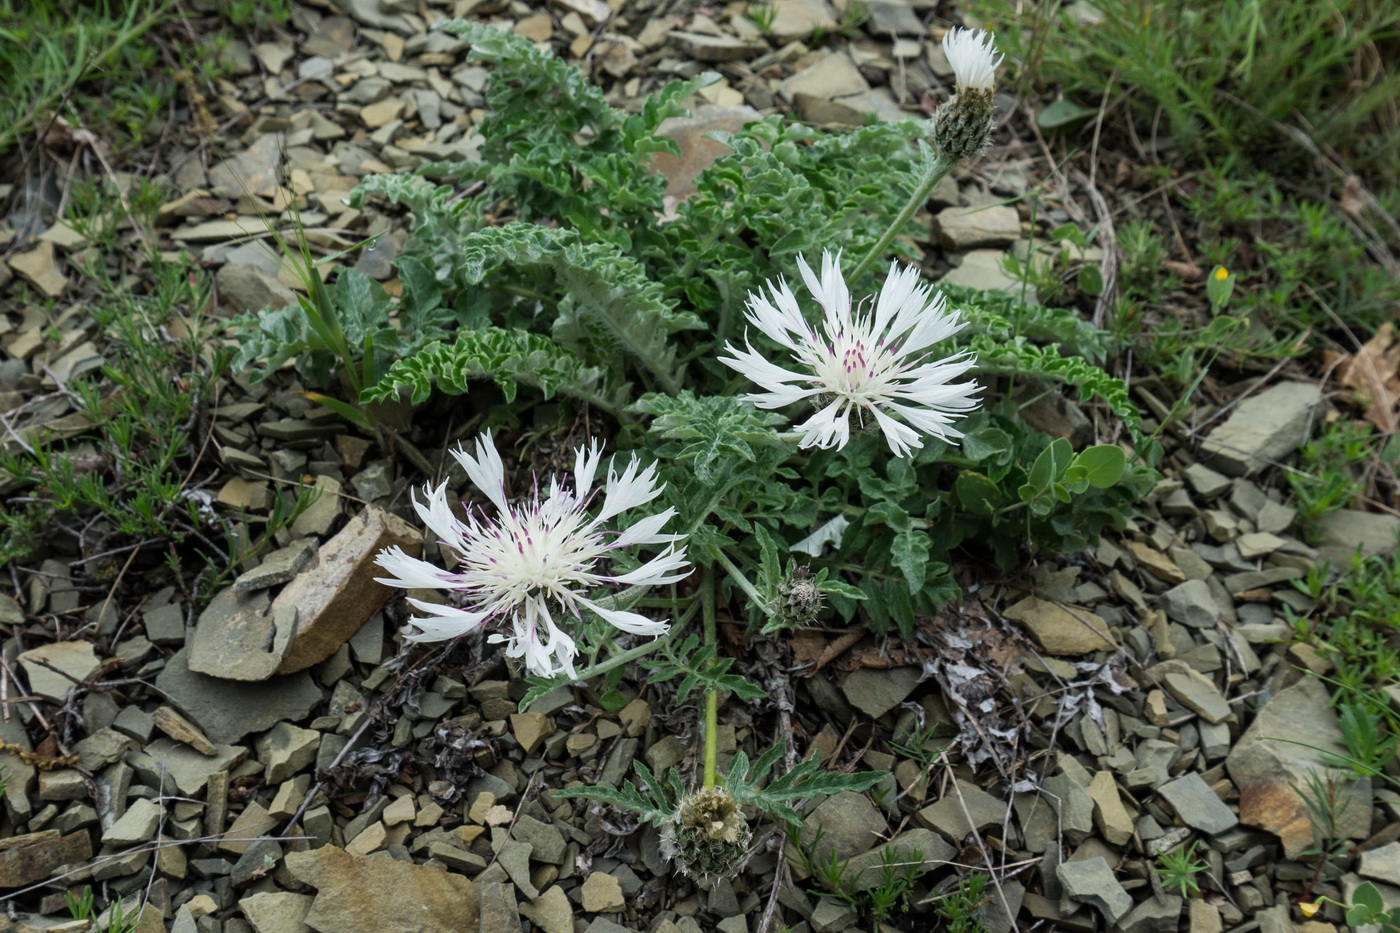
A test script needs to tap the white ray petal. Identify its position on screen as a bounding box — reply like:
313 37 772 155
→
402 599 493 641
943 28 1002 91
596 456 663 523
374 546 457 590
579 597 671 635
612 508 682 548
606 546 692 585
869 405 923 458
573 436 605 500
451 431 510 514
411 481 469 554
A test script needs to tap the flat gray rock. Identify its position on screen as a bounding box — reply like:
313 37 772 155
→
842 829 955 888
1057 857 1131 923
841 666 920 718
128 738 247 797
1157 772 1238 834
1160 579 1220 628
240 891 314 933
1118 895 1183 933
778 51 870 100
1359 841 1400 888
18 641 100 702
798 791 887 864
1199 381 1322 476
934 205 1022 250
1314 508 1400 563
188 587 292 681
916 780 1007 842
216 263 297 315
1041 774 1095 844
156 647 322 744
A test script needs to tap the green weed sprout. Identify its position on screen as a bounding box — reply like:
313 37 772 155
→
931 871 992 933
1153 841 1209 898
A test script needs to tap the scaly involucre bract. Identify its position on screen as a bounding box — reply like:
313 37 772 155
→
720 251 982 457
374 432 690 678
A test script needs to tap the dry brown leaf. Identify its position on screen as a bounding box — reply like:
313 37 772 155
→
1340 174 1369 219
1338 321 1400 434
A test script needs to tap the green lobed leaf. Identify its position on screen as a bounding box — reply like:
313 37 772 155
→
361 327 622 410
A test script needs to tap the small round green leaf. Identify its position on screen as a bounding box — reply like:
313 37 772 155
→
1075 444 1127 488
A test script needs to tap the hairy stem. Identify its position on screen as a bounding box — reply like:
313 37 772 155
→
711 546 767 610
848 151 953 283
702 567 718 791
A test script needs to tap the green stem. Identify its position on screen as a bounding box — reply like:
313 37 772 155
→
702 567 718 791
848 151 954 284
569 600 698 683
710 547 767 609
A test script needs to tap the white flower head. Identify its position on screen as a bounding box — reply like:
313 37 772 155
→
943 27 1002 93
374 432 690 679
720 251 982 458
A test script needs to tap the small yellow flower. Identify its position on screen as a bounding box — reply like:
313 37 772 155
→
1299 901 1320 918
1214 267 1230 281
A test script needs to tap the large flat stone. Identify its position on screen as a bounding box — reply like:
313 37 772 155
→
1314 509 1400 565
285 845 479 933
0 831 92 887
1225 676 1360 857
18 641 100 702
128 738 247 796
188 588 289 681
274 506 420 674
1199 381 1322 476
1156 772 1238 834
1002 597 1116 655
156 647 322 745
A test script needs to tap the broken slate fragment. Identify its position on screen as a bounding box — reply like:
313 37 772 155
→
1057 857 1132 924
18 640 101 702
933 205 1022 250
0 830 92 887
232 538 318 594
1160 579 1221 629
187 588 293 681
1199 381 1322 476
152 705 217 755
1226 675 1361 857
273 506 421 674
155 647 322 744
841 666 920 719
1359 842 1400 888
1149 662 1232 724
127 738 247 797
1003 596 1116 655
7 241 67 299
1157 772 1238 834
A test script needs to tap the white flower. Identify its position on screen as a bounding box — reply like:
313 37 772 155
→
374 432 690 679
719 251 981 458
943 27 1002 92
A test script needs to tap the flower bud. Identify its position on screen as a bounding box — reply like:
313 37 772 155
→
660 787 752 881
775 564 823 630
933 28 1002 161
